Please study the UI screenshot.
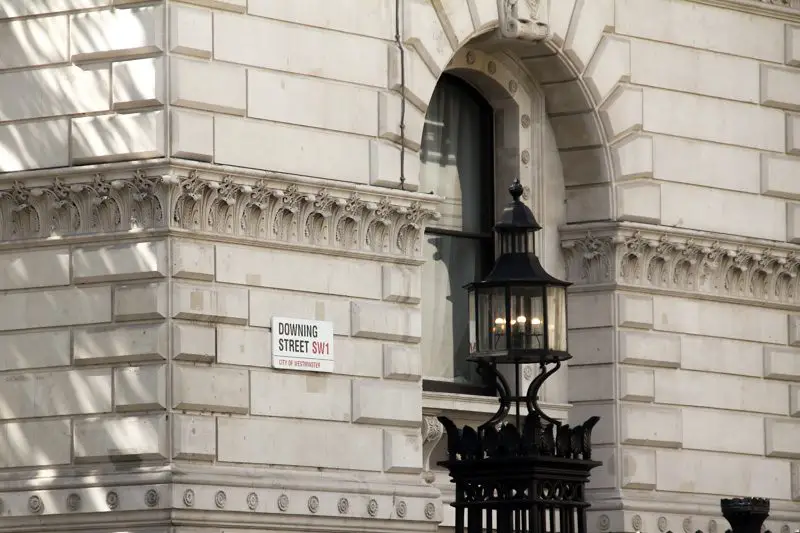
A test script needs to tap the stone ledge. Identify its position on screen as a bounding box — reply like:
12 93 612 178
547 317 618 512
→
0 465 441 532
562 222 800 308
0 160 441 261
689 0 800 23
584 488 800 516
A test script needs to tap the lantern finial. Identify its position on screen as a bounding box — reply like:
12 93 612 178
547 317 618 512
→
509 179 524 201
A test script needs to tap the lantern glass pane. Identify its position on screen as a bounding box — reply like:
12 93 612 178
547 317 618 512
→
468 290 477 355
477 289 490 352
546 285 567 351
509 286 544 350
479 287 507 352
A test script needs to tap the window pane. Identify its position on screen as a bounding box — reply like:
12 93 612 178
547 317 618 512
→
420 76 491 234
421 233 485 385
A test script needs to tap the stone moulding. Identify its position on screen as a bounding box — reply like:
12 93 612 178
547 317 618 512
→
693 0 800 22
760 0 800 7
0 466 442 531
0 166 441 260
561 224 800 307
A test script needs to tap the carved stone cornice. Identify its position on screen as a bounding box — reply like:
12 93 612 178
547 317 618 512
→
690 0 800 22
561 223 800 308
0 163 441 261
759 0 800 7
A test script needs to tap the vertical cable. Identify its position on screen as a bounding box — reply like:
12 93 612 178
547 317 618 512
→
395 0 407 190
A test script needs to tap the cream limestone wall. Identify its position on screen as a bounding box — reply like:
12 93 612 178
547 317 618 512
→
1 0 800 533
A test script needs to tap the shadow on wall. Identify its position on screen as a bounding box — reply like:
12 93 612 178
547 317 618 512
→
0 248 168 512
0 8 157 172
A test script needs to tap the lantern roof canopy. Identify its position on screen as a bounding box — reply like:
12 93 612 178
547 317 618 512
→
495 179 542 231
465 179 570 289
473 252 570 288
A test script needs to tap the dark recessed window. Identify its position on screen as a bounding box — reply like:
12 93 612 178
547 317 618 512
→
420 73 495 395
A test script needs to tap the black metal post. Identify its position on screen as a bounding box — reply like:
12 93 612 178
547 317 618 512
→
721 498 770 533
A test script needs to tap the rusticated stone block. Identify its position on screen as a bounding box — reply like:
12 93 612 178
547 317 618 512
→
75 324 167 365
383 345 421 381
352 380 421 427
173 414 216 461
169 3 212 58
114 365 167 411
618 330 680 368
761 64 800 111
112 57 165 110
621 448 656 489
620 404 681 448
173 365 248 414
251 371 351 422
172 282 248 324
1 330 70 371
0 420 71 468
0 287 110 331
766 418 800 459
351 302 421 343
73 240 167 283
382 265 421 303
764 346 800 381
173 323 215 362
619 367 655 401
114 282 168 321
617 294 653 329
250 289 349 334
71 5 164 62
217 417 382 471
74 414 168 462
383 430 422 473
0 369 111 419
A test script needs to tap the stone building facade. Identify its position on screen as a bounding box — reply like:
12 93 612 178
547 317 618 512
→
0 0 799 532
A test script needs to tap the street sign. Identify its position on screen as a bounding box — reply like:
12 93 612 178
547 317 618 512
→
271 317 334 372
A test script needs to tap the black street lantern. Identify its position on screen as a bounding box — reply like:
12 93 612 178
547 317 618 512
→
465 179 572 429
438 180 602 533
467 180 568 363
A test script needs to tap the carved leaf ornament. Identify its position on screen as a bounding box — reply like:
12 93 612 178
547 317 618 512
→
0 171 439 259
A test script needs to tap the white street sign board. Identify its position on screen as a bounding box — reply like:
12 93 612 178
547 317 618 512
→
271 317 334 372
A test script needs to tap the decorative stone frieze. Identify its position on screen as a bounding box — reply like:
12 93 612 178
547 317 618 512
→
761 0 800 8
562 224 800 307
0 166 440 260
